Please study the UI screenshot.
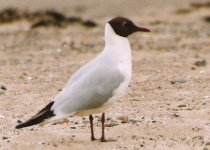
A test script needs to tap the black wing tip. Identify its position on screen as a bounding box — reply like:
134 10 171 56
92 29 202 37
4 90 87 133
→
15 101 55 129
15 124 25 129
15 119 42 129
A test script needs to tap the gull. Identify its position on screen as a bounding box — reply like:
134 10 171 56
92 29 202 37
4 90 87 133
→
16 16 150 142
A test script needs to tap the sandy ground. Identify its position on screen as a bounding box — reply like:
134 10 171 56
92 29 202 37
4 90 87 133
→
0 0 210 150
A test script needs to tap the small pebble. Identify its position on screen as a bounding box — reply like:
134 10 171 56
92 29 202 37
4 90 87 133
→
204 16 210 23
191 66 196 70
17 120 23 123
2 136 8 140
172 113 179 117
178 104 187 107
203 147 208 150
194 60 206 67
1 85 7 90
56 48 62 53
74 121 78 124
106 117 112 121
38 141 48 145
0 114 5 119
140 144 144 147
82 120 89 124
152 120 157 123
130 119 138 124
26 76 32 80
171 79 186 84
105 120 119 127
117 115 129 123
97 116 101 121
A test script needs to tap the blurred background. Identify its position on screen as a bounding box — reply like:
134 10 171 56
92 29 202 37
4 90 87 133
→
0 0 209 149
0 0 209 52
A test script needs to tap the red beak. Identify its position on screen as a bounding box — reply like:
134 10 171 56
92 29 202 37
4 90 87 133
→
135 26 151 32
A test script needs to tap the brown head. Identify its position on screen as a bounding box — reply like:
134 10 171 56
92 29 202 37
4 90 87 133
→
108 17 150 37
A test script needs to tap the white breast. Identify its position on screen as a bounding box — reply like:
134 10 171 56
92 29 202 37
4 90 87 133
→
99 23 132 106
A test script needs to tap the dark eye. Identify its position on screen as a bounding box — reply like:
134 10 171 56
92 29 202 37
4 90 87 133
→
122 21 128 27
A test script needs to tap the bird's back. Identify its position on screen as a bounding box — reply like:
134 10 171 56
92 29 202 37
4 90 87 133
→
51 60 125 117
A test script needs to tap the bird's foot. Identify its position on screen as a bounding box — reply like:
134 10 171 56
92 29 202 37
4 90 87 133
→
100 137 107 142
91 136 97 141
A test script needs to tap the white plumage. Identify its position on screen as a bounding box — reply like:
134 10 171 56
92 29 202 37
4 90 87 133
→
51 23 132 120
16 17 150 142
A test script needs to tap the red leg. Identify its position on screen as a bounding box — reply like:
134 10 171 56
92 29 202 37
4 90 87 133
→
100 113 107 142
89 114 97 141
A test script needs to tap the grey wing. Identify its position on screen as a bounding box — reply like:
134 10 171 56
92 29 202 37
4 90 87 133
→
52 64 124 115
64 55 101 88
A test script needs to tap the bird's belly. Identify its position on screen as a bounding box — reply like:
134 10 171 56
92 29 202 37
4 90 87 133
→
74 79 130 116
74 71 131 116
74 62 131 116
104 64 131 107
74 105 110 116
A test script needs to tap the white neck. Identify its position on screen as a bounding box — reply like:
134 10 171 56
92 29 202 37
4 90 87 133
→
102 23 131 62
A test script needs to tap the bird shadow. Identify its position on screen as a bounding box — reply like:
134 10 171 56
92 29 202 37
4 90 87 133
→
52 137 118 146
102 138 117 142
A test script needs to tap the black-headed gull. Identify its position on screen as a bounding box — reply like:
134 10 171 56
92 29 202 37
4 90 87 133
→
16 16 150 142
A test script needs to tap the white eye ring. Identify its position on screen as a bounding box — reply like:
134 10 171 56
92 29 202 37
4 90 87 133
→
122 22 127 27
